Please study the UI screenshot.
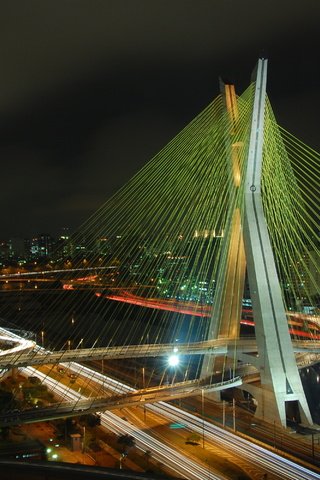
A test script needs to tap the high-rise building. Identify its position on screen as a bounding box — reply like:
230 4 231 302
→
30 234 54 259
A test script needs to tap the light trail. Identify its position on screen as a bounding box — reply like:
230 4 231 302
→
20 366 226 480
19 362 319 480
100 411 228 480
0 329 35 360
98 291 320 340
0 266 117 279
1 327 317 479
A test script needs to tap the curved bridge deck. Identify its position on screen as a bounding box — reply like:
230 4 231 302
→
0 375 242 427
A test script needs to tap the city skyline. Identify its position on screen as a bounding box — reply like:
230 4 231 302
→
1 1 320 239
0 30 319 477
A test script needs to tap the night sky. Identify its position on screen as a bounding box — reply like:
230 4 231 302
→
1 1 319 239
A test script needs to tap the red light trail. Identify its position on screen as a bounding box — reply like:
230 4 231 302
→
96 290 320 340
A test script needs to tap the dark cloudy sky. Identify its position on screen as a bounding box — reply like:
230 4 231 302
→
1 0 319 239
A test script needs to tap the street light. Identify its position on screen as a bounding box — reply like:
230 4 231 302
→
222 400 226 428
142 367 146 421
232 398 236 431
142 367 145 389
119 452 127 469
168 354 179 386
168 354 179 367
202 388 205 448
82 425 86 454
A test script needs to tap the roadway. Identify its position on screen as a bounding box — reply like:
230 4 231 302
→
0 374 242 427
0 338 228 369
16 363 320 480
1 327 320 370
1 328 320 478
11 366 231 480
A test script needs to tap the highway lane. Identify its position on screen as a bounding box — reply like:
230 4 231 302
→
17 363 319 480
68 363 320 479
179 395 320 466
19 366 227 480
102 412 230 480
1 327 319 478
150 403 320 480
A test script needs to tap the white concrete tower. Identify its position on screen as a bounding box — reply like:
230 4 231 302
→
242 58 312 426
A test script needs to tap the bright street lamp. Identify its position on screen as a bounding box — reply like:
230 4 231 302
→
168 354 179 367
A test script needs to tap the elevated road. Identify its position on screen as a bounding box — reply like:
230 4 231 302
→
0 375 241 427
0 338 228 369
4 364 319 480
1 325 320 369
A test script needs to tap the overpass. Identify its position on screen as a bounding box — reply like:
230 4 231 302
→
1 326 320 370
0 375 241 427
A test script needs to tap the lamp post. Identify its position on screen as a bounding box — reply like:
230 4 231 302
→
222 400 226 428
119 452 127 469
202 388 205 448
142 367 146 421
41 330 44 348
232 398 236 431
142 367 145 389
311 433 315 460
82 426 86 454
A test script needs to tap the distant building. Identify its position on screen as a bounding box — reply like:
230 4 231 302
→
10 237 26 259
286 249 320 310
30 234 54 259
0 240 11 261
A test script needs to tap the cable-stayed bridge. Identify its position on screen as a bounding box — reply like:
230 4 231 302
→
0 58 319 429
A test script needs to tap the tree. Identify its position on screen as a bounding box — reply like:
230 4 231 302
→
85 414 101 427
117 434 135 453
0 389 15 411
